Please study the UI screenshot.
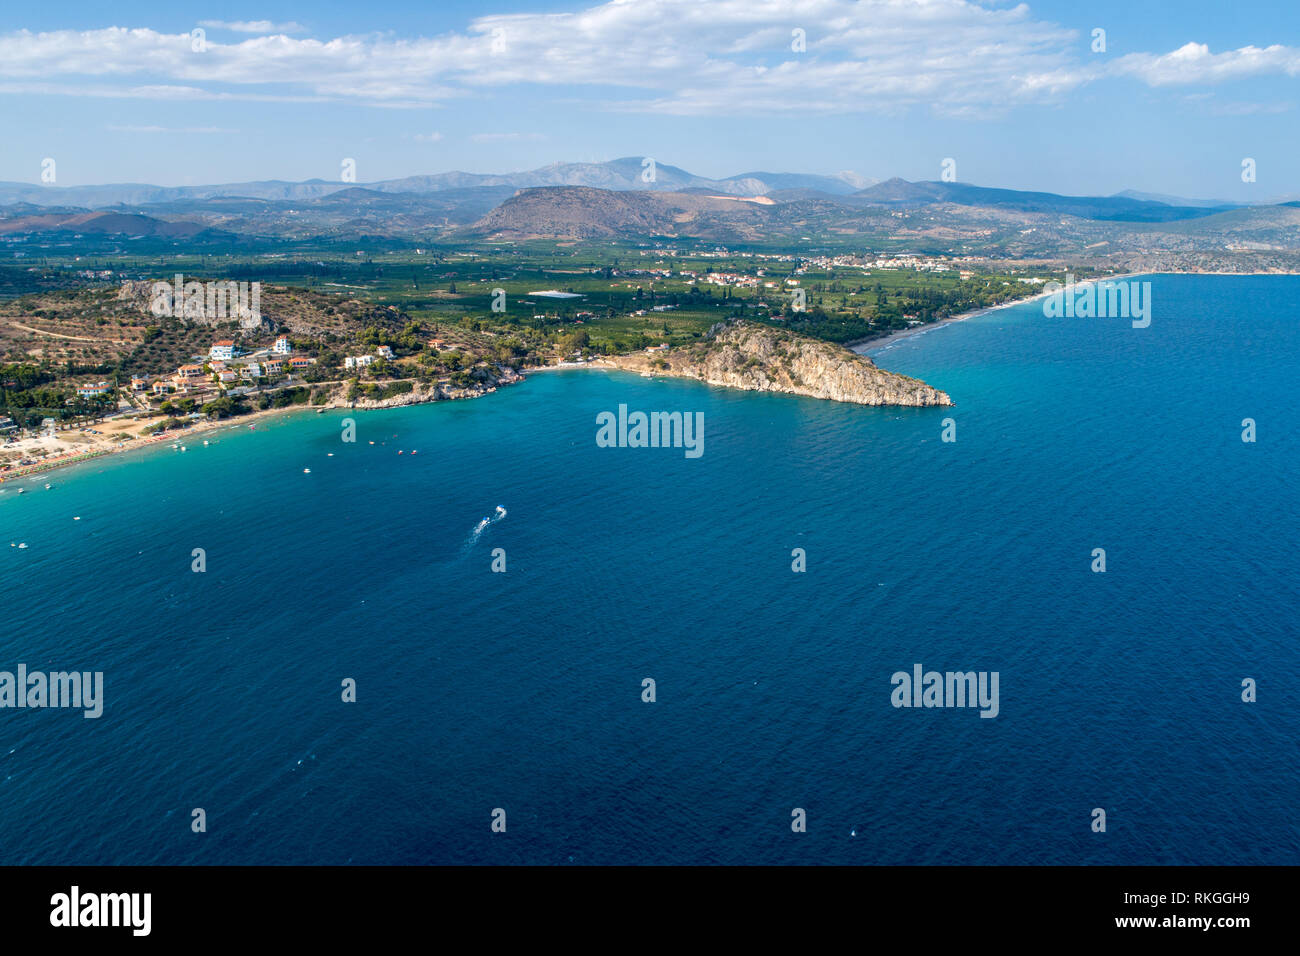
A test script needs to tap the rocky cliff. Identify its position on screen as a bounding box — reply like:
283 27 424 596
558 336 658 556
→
606 321 952 406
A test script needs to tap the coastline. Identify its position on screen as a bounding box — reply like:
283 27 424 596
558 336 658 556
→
851 272 1149 355
0 375 529 485
0 403 322 485
7 269 1291 484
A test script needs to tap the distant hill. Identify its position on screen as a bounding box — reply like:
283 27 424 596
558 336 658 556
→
0 210 212 238
463 181 1300 259
4 169 1300 259
0 159 874 210
1112 189 1245 209
852 178 1234 222
725 170 872 195
468 186 774 240
0 179 347 208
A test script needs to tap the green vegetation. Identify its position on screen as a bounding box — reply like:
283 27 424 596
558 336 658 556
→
0 239 1081 430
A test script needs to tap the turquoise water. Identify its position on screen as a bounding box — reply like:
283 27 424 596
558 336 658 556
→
1 274 1297 864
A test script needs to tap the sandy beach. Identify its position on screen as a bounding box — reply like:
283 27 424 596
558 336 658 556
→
0 404 322 484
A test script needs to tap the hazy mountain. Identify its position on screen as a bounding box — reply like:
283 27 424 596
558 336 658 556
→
0 210 214 237
463 181 1300 259
1112 189 1245 209
0 159 875 209
0 179 348 208
468 186 777 240
725 171 874 195
853 178 1233 222
6 171 1300 259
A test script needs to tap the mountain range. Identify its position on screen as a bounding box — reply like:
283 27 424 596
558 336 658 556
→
3 158 1299 261
0 158 873 209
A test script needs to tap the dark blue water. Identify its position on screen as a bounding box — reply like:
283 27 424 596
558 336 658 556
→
2 274 1296 864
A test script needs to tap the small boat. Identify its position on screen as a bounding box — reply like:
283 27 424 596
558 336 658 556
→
17 543 27 549
44 483 51 489
203 440 209 446
16 488 23 495
73 516 80 521
303 468 311 474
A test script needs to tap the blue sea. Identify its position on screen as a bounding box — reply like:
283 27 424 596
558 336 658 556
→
1 274 1296 865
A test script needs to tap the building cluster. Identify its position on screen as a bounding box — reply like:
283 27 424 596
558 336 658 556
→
75 336 316 407
344 344 394 369
700 272 763 289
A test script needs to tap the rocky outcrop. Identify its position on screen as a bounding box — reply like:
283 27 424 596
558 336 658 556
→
605 320 951 406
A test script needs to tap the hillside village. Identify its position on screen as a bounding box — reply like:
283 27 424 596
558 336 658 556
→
0 279 546 476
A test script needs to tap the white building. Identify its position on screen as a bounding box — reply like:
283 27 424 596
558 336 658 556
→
210 340 236 361
273 336 292 355
344 355 375 369
376 345 395 360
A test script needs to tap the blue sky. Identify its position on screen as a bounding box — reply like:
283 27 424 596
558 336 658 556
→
1 0 1297 199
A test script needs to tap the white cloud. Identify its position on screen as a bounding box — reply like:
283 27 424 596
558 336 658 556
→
0 2 1295 117
414 131 444 142
198 20 307 35
1110 42 1300 86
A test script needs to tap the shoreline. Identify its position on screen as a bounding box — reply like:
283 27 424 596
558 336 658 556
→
852 268 1300 355
851 272 1150 355
6 269 1293 483
0 404 321 485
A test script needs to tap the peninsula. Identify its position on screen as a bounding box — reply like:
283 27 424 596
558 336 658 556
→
596 320 952 406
